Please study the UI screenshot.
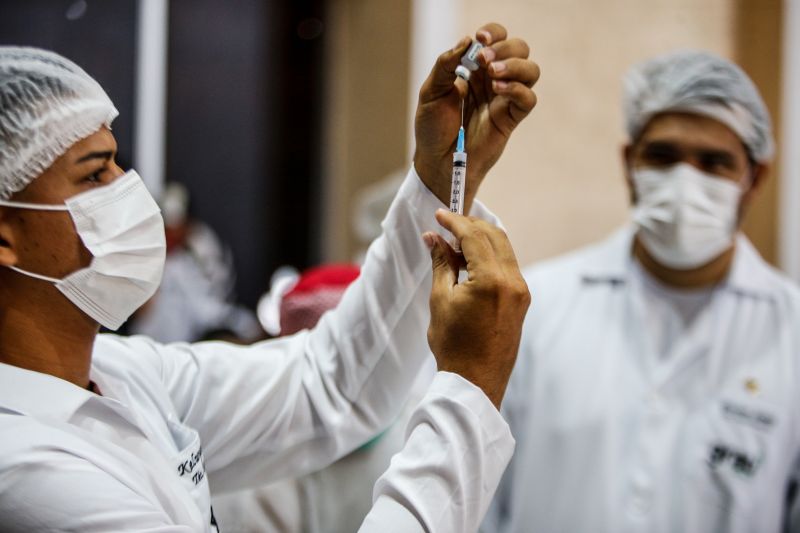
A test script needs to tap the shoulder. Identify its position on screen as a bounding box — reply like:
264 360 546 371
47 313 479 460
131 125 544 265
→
732 236 800 311
522 230 628 298
763 268 800 325
0 415 187 531
763 265 800 304
0 412 73 457
92 334 189 408
523 245 599 285
94 334 174 379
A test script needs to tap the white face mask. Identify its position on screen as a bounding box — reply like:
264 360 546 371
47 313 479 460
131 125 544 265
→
0 170 166 330
631 163 743 270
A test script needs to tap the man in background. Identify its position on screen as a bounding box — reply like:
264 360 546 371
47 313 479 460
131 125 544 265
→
484 50 800 533
126 181 262 343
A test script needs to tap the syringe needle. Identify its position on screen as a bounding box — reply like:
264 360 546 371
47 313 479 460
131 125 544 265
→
460 97 464 128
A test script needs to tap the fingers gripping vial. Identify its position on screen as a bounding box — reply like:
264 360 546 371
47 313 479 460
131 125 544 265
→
455 41 484 81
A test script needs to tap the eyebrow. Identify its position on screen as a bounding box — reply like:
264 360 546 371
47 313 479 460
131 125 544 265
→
642 142 735 160
640 140 681 151
75 150 114 164
697 148 734 159
642 141 673 149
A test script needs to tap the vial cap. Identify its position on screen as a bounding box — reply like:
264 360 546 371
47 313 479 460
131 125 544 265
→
455 65 471 81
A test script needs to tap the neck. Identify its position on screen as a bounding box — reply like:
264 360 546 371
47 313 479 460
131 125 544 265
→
0 276 99 388
632 235 735 289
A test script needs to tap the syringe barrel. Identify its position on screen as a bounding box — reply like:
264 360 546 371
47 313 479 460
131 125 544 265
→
450 151 467 216
449 151 467 252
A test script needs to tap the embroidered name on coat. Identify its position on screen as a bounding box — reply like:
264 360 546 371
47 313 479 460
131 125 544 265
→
177 446 206 485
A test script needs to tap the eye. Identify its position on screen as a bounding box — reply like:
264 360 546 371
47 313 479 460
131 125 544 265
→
82 170 104 184
699 153 735 173
640 145 680 167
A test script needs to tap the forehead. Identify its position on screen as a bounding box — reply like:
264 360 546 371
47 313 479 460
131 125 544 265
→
637 112 746 155
62 127 118 160
12 127 118 202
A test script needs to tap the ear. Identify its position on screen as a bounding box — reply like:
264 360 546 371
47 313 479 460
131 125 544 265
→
0 209 19 267
622 144 636 204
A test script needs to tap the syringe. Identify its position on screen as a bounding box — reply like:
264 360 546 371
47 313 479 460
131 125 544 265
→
449 115 467 252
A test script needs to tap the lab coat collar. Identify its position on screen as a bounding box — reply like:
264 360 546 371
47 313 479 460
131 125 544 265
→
579 226 635 284
581 225 780 301
725 235 783 300
0 361 96 421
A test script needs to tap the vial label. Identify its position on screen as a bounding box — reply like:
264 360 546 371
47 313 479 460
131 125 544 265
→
462 41 484 71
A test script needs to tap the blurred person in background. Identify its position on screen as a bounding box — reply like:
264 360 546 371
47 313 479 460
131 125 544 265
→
124 181 262 343
262 264 362 338
351 169 405 264
213 264 437 532
0 21 539 533
483 50 800 533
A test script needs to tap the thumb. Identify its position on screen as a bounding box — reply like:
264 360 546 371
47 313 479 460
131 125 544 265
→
426 232 457 298
419 36 471 104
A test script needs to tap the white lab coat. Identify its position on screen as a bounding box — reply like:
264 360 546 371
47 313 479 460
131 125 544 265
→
210 357 437 533
0 169 514 533
484 227 800 533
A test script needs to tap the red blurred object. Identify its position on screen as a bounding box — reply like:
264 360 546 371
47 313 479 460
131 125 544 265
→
279 264 360 336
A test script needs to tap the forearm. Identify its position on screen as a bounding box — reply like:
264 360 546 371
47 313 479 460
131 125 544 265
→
164 168 502 492
358 372 515 533
292 167 502 455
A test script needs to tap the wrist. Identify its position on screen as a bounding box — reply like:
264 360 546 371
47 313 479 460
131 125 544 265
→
413 151 480 213
413 152 450 206
437 360 514 410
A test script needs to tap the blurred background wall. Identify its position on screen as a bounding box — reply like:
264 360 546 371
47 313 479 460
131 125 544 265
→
322 0 786 270
0 0 796 312
1 0 327 308
460 0 782 269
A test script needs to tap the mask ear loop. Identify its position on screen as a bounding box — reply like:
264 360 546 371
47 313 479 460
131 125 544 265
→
0 199 69 211
8 265 60 284
0 200 70 283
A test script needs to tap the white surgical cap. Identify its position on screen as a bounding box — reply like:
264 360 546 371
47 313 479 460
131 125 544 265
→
623 50 774 163
0 46 118 199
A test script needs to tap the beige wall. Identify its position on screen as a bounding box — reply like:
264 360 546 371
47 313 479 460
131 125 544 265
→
323 0 783 268
321 0 411 262
734 0 782 265
459 0 741 267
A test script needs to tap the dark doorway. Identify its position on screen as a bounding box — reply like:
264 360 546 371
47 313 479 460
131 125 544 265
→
0 0 138 165
0 0 327 309
167 0 326 307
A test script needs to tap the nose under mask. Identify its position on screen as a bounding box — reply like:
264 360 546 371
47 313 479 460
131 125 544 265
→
0 170 166 330
631 163 743 270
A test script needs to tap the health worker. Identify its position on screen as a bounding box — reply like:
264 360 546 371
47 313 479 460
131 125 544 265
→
483 50 800 533
0 22 539 533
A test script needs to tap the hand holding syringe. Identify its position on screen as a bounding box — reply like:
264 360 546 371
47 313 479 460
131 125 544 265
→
412 24 539 242
449 41 483 252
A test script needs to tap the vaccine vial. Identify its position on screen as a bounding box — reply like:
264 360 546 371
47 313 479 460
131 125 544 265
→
455 41 484 81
